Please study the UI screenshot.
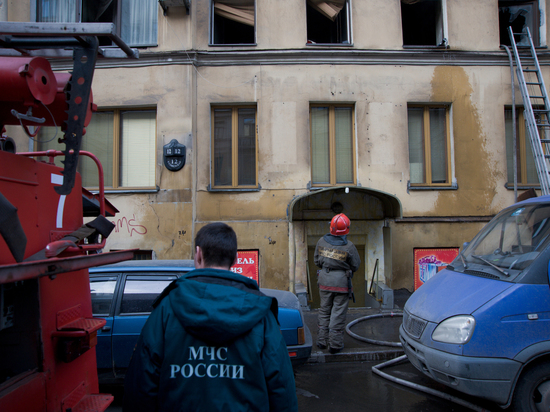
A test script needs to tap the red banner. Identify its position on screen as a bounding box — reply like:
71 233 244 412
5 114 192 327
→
413 248 459 290
230 250 259 284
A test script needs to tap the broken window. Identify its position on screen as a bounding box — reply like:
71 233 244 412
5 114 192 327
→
306 0 350 44
401 0 446 47
499 1 539 47
211 0 255 45
37 0 158 47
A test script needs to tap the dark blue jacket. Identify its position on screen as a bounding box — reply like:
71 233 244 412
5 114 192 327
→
123 268 298 412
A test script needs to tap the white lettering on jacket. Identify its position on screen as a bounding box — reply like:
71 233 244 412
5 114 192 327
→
169 346 243 380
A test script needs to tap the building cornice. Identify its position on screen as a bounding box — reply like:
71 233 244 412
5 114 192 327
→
48 47 550 71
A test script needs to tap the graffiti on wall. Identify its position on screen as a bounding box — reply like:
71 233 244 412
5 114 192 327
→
111 214 147 237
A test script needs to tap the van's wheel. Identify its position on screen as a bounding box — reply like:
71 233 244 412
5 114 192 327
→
512 362 550 412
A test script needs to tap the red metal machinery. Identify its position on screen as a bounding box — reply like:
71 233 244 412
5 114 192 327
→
0 23 138 412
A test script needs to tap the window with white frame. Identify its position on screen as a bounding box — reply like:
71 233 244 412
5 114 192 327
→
310 104 355 186
37 0 158 47
37 108 157 189
401 0 446 47
211 0 255 45
408 105 452 186
306 0 351 45
211 106 258 188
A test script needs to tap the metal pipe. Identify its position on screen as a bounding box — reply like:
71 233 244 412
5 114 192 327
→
372 355 491 412
501 44 518 202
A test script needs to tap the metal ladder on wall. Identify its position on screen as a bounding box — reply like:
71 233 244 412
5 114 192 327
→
508 26 550 195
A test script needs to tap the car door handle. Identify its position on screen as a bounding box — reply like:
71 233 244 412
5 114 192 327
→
101 326 112 332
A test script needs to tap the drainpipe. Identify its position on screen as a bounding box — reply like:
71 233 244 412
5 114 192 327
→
0 1 7 22
289 220 296 294
502 44 518 203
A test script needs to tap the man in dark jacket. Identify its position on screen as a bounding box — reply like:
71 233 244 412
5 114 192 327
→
123 222 298 412
314 213 361 353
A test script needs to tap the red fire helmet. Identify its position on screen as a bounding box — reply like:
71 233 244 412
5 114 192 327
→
330 213 350 236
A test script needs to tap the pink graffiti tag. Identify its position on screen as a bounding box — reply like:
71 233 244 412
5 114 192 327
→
111 214 147 237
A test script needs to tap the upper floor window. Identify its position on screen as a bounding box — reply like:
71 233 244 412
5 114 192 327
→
211 0 255 45
408 105 451 187
37 0 158 47
505 107 540 186
306 0 351 45
310 104 355 187
499 1 540 47
211 106 258 189
37 108 157 189
401 0 446 47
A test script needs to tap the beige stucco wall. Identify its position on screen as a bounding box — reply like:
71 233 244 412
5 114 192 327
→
4 0 550 294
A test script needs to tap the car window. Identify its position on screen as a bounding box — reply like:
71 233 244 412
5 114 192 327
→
120 278 175 314
90 279 117 315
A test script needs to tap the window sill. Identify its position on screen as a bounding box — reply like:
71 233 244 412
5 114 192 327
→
208 43 257 47
88 186 159 195
207 184 261 192
306 42 354 47
504 183 540 190
408 181 458 191
402 45 449 50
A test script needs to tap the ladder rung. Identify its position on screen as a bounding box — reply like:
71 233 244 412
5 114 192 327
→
524 69 538 72
540 140 550 143
532 109 549 113
527 82 542 85
529 96 545 99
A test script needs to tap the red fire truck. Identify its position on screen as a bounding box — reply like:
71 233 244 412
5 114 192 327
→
0 23 138 411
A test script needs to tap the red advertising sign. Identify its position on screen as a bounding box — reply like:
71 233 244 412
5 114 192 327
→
230 250 259 284
413 248 459 290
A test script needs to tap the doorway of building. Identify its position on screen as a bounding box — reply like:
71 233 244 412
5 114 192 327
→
307 246 366 309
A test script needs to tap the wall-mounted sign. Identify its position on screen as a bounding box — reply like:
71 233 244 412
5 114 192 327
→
230 250 259 284
163 139 186 171
413 248 459 290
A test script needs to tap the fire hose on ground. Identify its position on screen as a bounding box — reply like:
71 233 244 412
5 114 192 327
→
345 312 491 412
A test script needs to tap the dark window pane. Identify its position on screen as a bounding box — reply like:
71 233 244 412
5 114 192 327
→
214 109 233 186
238 108 256 186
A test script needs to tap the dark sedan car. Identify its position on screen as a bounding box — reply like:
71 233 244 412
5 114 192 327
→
89 260 312 383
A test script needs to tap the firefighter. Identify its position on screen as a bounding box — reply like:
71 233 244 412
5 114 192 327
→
314 213 361 353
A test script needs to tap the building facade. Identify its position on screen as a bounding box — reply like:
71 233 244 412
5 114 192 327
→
4 0 548 307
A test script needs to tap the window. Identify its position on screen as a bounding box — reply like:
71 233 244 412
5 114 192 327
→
505 108 540 186
306 0 351 45
211 0 255 45
408 105 451 186
90 279 117 315
401 0 446 47
212 106 258 188
499 1 540 47
120 276 177 314
37 108 157 189
37 0 158 47
310 104 355 186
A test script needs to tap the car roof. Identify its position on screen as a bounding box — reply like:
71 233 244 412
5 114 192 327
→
89 259 195 273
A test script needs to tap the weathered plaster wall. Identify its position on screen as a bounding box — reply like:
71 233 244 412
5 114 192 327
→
391 221 486 291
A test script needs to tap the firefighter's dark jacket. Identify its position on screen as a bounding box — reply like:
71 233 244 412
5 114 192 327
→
123 268 298 412
314 234 361 293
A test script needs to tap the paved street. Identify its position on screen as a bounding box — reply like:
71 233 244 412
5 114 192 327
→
104 359 501 411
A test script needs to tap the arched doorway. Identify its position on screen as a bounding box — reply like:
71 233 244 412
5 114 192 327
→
288 187 402 308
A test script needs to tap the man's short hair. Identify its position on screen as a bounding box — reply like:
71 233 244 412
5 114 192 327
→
195 222 237 268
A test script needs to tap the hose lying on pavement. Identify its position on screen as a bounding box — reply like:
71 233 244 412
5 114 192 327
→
372 355 491 412
345 312 403 347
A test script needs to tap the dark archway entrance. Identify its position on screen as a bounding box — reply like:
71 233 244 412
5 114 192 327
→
288 187 402 308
